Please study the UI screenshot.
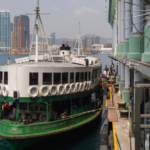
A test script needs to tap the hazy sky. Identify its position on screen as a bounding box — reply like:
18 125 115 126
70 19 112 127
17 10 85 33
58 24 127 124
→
1 0 112 39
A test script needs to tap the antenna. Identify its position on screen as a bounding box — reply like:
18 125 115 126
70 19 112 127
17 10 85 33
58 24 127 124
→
26 0 53 62
73 22 84 56
37 0 39 7
79 22 80 34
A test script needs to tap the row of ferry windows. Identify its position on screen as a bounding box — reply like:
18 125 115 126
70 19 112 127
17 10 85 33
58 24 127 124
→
30 70 98 85
0 69 99 85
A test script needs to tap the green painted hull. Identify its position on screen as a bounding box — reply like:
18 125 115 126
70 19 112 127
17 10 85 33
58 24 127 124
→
0 82 101 150
4 111 100 150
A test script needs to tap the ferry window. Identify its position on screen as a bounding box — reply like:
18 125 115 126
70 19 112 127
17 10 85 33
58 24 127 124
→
4 72 8 84
19 103 27 110
70 73 74 83
54 73 61 84
43 73 52 85
85 72 87 81
88 72 91 81
29 103 38 111
62 73 68 84
0 72 2 83
80 72 84 82
40 103 46 111
76 72 80 82
29 73 38 85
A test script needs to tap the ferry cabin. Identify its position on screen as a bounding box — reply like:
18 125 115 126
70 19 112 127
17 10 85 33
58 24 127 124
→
0 61 102 123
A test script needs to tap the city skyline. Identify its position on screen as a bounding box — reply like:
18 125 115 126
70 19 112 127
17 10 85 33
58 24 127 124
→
63 35 100 50
0 0 111 39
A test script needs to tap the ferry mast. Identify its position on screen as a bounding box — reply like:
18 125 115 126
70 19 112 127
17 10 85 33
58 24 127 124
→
74 22 84 56
26 0 51 62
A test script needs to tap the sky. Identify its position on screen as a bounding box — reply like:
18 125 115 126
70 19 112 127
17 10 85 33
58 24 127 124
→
1 0 112 39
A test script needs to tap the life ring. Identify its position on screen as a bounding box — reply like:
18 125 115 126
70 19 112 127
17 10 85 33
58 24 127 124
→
90 60 93 65
86 82 90 90
75 82 80 92
49 85 57 96
28 86 38 98
3 86 8 97
40 86 49 97
64 84 70 94
39 112 51 122
70 83 75 93
83 81 88 90
88 81 92 89
79 83 84 92
57 84 64 95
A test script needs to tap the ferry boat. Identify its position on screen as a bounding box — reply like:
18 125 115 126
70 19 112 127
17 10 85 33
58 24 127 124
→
0 1 102 150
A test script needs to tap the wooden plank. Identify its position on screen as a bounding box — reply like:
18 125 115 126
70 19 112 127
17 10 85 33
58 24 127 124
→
108 110 118 122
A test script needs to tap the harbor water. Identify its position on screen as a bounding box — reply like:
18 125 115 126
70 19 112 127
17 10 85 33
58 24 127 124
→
0 54 111 150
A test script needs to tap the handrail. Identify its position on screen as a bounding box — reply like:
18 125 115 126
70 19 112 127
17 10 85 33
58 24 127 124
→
112 121 118 150
66 108 102 119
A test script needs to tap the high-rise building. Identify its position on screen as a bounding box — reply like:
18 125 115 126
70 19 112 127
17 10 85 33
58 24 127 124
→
85 36 93 49
13 15 29 50
14 16 20 49
81 39 85 48
104 41 112 48
0 10 10 52
19 15 30 49
62 40 75 50
51 33 55 45
42 37 53 46
93 36 100 45
42 37 53 51
10 22 14 50
68 40 75 50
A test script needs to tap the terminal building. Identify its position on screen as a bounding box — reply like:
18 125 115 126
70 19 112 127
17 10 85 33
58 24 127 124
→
108 0 150 149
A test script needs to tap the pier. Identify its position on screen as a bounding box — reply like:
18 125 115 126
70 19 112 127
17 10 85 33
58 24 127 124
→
100 60 150 150
100 72 136 150
106 0 150 149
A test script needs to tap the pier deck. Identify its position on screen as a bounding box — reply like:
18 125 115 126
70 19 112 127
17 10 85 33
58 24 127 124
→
107 91 135 150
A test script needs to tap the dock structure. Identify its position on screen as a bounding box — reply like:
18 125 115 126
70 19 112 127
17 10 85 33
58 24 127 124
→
106 0 150 149
101 83 135 150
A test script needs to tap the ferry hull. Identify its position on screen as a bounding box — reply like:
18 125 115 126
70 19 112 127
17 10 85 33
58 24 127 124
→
3 111 101 150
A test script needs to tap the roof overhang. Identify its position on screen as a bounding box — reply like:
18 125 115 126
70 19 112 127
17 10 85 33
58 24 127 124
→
108 0 116 27
143 0 150 5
